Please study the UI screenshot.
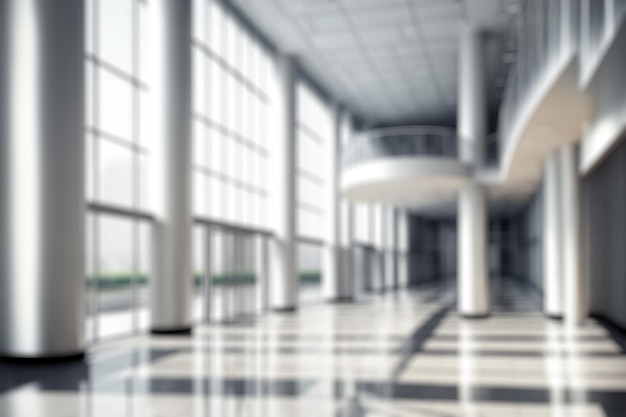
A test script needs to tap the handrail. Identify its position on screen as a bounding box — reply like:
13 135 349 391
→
341 126 460 169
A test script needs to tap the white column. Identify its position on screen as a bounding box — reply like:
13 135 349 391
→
0 0 85 359
323 104 342 301
458 183 489 317
458 24 486 166
457 22 489 317
560 145 585 328
544 150 564 318
269 55 298 311
339 111 355 300
151 0 193 333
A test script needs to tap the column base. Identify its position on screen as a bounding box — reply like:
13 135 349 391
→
460 313 490 320
272 306 297 313
151 327 192 336
0 351 85 364
546 313 563 321
326 296 354 304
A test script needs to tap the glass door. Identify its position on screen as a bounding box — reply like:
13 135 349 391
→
86 212 151 343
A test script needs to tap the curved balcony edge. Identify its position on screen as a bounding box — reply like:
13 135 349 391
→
342 126 463 169
341 156 472 205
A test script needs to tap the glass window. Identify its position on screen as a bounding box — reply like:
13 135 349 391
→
193 49 207 116
298 242 322 305
98 139 133 207
192 0 272 230
98 70 133 141
296 82 332 241
96 215 134 340
210 230 228 322
137 222 151 331
354 204 375 246
85 214 152 342
98 0 134 74
193 226 208 322
87 0 150 212
85 0 152 344
193 0 206 44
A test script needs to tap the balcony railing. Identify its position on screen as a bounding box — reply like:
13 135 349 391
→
499 0 579 155
341 126 459 169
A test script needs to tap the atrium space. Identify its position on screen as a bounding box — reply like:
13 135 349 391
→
1 0 626 416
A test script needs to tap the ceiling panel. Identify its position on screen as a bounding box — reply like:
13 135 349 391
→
232 0 523 125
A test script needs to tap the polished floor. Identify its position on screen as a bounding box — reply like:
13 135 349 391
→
1 282 626 416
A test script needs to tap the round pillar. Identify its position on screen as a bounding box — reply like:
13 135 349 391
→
323 104 342 301
151 0 193 333
458 24 486 165
458 183 489 317
269 55 298 311
560 145 584 328
0 0 85 359
544 150 564 318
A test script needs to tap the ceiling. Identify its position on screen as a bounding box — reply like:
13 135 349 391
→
230 0 523 126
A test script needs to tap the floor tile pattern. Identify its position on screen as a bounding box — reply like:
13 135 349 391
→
1 282 625 416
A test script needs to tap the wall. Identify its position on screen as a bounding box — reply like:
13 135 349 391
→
406 195 546 299
583 135 626 328
580 18 626 174
513 187 544 294
408 216 456 286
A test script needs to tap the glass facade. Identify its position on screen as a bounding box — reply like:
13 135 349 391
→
85 0 152 342
205 228 260 323
298 242 323 305
80 0 399 344
294 82 333 302
296 82 333 241
191 0 274 324
86 215 151 341
192 0 274 229
354 204 376 246
85 0 151 212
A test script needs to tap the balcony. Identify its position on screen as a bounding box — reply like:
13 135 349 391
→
340 126 472 209
342 126 461 168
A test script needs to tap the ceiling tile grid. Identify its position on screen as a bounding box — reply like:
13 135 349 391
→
232 0 522 125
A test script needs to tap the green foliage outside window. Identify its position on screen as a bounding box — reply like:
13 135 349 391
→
87 270 322 289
